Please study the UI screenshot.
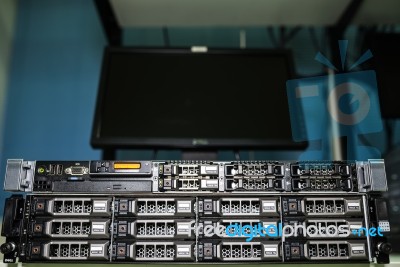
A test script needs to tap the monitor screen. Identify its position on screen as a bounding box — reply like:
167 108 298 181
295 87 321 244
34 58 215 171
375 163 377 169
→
92 47 305 149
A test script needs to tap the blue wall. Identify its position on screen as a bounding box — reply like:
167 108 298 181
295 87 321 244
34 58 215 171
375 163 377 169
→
0 0 105 205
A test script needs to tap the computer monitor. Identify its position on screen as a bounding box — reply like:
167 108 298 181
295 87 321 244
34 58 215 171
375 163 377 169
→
91 47 305 150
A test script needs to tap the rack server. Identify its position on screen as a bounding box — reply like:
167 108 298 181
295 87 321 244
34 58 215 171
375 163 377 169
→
0 159 392 263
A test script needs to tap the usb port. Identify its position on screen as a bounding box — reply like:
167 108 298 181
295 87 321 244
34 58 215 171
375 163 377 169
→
56 164 63 175
49 164 56 175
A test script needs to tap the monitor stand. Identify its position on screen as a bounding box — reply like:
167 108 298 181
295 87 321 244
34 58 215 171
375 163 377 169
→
181 151 218 161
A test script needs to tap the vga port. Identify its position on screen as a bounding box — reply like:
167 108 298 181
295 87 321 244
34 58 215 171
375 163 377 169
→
65 166 89 175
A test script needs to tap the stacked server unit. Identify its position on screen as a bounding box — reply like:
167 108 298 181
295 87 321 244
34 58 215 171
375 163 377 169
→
0 159 392 263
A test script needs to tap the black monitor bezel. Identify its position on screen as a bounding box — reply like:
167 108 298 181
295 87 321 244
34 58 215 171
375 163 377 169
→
91 46 307 150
